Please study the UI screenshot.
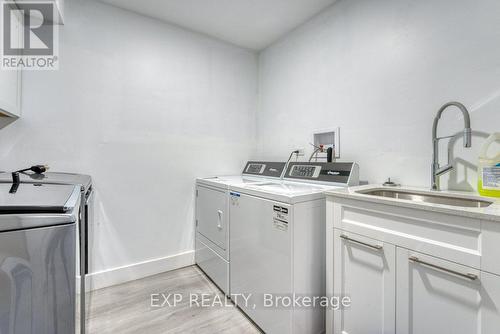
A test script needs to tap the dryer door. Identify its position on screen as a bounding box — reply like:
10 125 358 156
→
196 185 227 250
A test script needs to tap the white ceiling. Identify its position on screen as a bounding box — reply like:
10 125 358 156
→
99 0 336 50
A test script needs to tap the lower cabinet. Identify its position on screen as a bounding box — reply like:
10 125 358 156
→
333 230 396 334
396 248 500 334
332 229 500 334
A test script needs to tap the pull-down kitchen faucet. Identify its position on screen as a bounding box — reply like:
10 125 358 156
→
431 102 472 191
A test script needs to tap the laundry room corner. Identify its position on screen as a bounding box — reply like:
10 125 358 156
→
0 0 260 288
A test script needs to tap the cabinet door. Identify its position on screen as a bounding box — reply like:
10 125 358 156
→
195 186 227 250
396 248 500 334
333 229 396 334
0 4 22 117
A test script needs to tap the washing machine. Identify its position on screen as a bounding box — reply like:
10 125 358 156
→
0 171 92 334
195 161 286 295
228 162 359 334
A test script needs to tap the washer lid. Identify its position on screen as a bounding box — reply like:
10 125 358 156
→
247 182 328 196
0 183 80 214
0 171 92 192
197 175 265 189
231 180 343 204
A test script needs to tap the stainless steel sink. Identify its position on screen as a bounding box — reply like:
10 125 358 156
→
357 189 493 208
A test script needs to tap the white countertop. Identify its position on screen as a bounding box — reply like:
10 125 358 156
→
325 184 500 222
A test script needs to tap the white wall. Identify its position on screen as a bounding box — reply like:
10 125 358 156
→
2 0 500 288
0 0 258 285
258 0 500 190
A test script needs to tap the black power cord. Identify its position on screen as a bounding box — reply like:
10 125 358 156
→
15 165 49 174
9 165 49 194
282 150 300 179
9 172 20 194
327 147 333 163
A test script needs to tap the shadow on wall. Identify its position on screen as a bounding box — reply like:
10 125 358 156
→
0 116 17 129
447 130 491 192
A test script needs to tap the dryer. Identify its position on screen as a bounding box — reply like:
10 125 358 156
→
228 162 359 334
195 161 286 295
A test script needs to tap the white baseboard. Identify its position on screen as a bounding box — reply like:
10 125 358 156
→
81 250 195 292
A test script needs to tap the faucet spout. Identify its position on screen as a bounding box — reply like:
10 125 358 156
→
431 102 472 191
463 127 472 148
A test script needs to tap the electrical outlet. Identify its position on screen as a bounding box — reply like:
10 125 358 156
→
295 148 305 157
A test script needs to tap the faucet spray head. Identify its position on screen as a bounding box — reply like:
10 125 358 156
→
464 128 472 148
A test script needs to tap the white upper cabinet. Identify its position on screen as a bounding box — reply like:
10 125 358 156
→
52 0 64 24
0 5 22 118
14 0 64 24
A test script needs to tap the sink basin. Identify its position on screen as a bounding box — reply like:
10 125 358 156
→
357 189 493 208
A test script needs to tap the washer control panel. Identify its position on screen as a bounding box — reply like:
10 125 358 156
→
242 161 286 178
290 165 321 178
246 163 266 174
284 162 359 186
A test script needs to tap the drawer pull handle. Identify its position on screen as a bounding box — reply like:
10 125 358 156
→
409 256 478 281
217 210 223 230
340 234 383 250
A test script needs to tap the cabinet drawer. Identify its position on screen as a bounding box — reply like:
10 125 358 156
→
331 198 481 269
195 239 229 295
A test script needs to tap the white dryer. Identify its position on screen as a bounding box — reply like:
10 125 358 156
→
228 162 359 334
195 161 286 295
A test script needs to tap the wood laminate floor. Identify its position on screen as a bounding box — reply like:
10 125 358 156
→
85 266 261 334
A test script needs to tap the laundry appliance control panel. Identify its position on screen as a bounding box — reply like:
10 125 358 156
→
242 161 286 178
284 162 359 186
289 165 322 178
